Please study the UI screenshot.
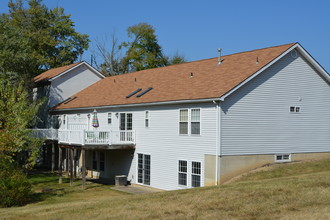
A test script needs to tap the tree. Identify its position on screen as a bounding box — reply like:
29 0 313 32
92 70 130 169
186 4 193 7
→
0 76 43 167
120 23 168 73
0 0 90 80
94 23 186 75
93 33 123 76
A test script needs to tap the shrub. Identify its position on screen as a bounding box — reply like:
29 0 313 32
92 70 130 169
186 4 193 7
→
0 160 32 207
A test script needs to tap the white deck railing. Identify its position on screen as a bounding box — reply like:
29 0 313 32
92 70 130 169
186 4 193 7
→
31 129 58 140
58 130 135 146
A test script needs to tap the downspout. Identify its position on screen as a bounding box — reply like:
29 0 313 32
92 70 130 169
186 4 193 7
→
213 100 221 185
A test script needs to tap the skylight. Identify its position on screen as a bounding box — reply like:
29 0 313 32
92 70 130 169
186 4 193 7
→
126 88 142 98
64 96 77 104
137 87 153 98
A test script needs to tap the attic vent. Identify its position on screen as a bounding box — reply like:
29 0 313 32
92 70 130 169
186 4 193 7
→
126 88 142 98
137 87 153 98
64 96 77 104
291 50 297 58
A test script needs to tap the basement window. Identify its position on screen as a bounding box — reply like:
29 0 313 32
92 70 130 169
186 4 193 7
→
290 106 300 113
191 161 201 187
275 154 291 162
178 160 187 186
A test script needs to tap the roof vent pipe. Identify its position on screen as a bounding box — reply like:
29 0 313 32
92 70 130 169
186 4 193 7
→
217 48 222 65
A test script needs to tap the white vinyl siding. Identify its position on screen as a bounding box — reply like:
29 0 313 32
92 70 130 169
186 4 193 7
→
49 64 102 108
221 51 330 156
57 102 217 190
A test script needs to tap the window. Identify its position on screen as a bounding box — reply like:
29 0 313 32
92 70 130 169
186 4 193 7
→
275 154 291 162
108 113 112 124
178 160 187 186
63 115 66 125
179 109 188 134
179 109 201 135
145 111 149 128
191 109 200 135
120 113 133 130
191 161 201 187
92 151 97 170
290 106 300 113
99 152 105 171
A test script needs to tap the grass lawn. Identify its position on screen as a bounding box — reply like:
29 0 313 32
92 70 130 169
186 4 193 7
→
0 159 330 220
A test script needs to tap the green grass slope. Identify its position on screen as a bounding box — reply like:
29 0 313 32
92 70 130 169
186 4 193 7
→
0 159 330 220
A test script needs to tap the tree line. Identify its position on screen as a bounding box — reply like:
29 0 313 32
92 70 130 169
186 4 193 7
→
0 0 185 80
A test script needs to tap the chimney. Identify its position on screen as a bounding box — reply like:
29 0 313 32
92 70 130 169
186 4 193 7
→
217 48 222 65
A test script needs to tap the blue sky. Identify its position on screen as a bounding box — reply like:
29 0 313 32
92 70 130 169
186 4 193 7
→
1 0 329 72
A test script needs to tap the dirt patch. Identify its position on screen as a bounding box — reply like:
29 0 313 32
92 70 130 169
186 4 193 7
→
223 158 323 184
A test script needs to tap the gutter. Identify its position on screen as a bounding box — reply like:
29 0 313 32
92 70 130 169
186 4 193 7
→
51 97 222 113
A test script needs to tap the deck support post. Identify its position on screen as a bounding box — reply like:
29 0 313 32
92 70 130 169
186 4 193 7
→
73 148 77 179
70 148 73 186
82 149 86 190
51 142 55 172
65 148 69 173
59 147 62 184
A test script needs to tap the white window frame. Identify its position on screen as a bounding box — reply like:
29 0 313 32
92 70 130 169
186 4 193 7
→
191 161 202 187
179 108 201 136
178 160 188 187
179 109 189 135
136 152 151 186
275 154 291 162
108 112 112 124
145 110 149 128
191 108 201 135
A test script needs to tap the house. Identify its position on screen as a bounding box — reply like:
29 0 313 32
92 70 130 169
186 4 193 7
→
33 61 105 128
32 61 104 170
43 43 330 190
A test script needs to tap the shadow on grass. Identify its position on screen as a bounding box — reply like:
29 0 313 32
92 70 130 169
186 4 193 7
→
28 188 66 204
24 170 119 206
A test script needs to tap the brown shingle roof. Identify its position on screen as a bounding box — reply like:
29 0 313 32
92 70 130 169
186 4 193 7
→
54 43 296 110
33 62 82 84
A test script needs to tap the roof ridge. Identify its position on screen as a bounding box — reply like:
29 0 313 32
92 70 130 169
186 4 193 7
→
106 43 296 79
222 42 296 57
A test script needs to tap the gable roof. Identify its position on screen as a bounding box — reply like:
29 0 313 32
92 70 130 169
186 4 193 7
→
53 42 328 111
33 61 105 85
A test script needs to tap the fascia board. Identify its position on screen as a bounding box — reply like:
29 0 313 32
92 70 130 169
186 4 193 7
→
51 97 221 113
